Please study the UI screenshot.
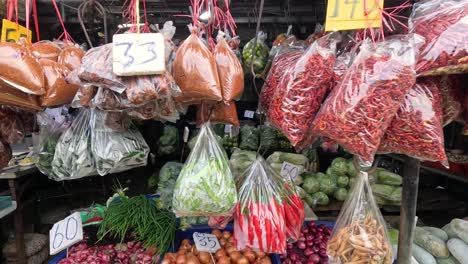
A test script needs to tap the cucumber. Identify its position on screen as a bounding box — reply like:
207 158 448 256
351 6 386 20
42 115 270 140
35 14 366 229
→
447 238 468 264
423 226 449 242
450 218 468 244
436 256 461 264
414 227 450 258
413 243 437 264
443 223 459 239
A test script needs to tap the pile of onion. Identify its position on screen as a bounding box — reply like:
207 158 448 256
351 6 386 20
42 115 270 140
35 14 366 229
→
57 241 157 264
280 222 332 264
161 230 272 264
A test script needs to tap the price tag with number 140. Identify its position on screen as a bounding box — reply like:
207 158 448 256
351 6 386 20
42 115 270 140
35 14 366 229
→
113 33 166 76
193 232 221 253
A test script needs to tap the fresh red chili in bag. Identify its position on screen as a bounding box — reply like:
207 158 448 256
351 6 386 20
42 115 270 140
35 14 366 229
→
409 0 468 75
312 36 419 166
268 33 339 149
379 78 448 166
259 48 303 112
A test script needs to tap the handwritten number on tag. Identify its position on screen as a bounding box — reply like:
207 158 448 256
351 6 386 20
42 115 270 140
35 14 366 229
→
139 42 158 65
115 41 158 68
115 42 134 68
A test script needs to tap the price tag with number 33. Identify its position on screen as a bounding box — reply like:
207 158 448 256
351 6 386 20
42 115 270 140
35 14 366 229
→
113 33 166 76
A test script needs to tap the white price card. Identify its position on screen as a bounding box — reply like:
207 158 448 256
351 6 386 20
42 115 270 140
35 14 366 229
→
113 33 165 76
224 125 232 133
193 232 221 253
280 161 300 181
49 212 83 255
244 110 255 119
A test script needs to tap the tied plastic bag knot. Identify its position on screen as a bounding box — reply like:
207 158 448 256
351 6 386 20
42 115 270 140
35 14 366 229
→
172 122 237 217
327 169 393 264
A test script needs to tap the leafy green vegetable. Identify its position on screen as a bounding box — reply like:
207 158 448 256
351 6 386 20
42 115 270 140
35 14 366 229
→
318 175 337 195
334 188 348 201
229 148 257 178
303 177 320 194
156 162 183 209
259 125 278 151
295 186 307 199
331 157 348 175
239 125 259 151
266 151 309 166
311 192 329 207
347 160 357 177
337 176 349 187
157 125 179 155
377 170 403 186
173 124 237 216
371 184 396 200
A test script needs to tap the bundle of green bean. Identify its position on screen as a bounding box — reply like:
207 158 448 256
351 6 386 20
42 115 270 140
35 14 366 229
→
97 195 177 254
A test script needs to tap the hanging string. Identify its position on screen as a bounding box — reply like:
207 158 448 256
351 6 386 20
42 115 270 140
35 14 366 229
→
32 0 40 41
123 0 150 33
51 0 75 43
25 0 30 40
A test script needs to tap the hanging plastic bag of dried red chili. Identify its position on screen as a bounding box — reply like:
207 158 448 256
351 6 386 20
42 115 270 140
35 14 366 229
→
78 44 126 93
172 26 222 105
196 101 240 127
259 47 304 112
0 42 45 95
268 33 339 149
0 107 25 145
333 51 353 86
0 137 12 170
311 35 420 167
58 45 85 71
39 59 80 107
437 75 464 127
214 31 244 102
378 78 448 166
409 0 468 75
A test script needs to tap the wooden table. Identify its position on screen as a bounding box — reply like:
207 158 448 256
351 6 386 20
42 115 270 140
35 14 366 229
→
0 165 37 264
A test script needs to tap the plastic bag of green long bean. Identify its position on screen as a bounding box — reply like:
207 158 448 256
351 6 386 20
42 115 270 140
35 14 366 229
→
90 110 149 176
52 109 97 180
172 122 237 217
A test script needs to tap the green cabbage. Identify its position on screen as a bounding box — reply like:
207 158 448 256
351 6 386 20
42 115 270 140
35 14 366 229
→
334 188 348 201
302 177 320 194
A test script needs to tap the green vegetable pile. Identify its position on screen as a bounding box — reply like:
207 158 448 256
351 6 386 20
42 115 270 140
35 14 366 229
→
239 125 259 151
370 168 403 206
157 125 179 156
173 123 237 216
98 195 177 254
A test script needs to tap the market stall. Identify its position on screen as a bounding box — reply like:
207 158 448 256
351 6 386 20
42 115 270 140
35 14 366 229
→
0 0 467 263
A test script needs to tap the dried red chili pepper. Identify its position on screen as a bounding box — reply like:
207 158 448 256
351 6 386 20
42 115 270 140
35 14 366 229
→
409 0 468 75
312 36 418 166
267 33 339 148
259 48 303 112
379 78 448 166
437 75 464 126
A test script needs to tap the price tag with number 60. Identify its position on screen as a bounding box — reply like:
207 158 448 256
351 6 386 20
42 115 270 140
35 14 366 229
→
113 33 166 76
193 232 221 253
49 212 83 255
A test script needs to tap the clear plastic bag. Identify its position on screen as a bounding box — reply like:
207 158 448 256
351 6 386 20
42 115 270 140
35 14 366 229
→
172 28 222 105
0 107 24 145
214 31 244 102
327 170 393 264
71 85 97 108
409 0 468 75
78 44 126 93
259 47 304 112
234 156 287 253
124 72 179 106
172 122 237 217
0 42 45 95
51 109 96 180
31 41 62 61
92 88 129 111
196 101 240 127
39 59 80 107
312 35 420 166
58 45 84 71
160 21 177 72
90 110 149 176
379 78 448 166
35 112 70 179
242 31 270 74
0 137 11 170
333 51 353 86
268 33 339 149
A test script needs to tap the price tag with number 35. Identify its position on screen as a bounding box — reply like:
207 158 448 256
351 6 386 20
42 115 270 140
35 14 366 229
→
193 232 221 253
113 33 166 76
